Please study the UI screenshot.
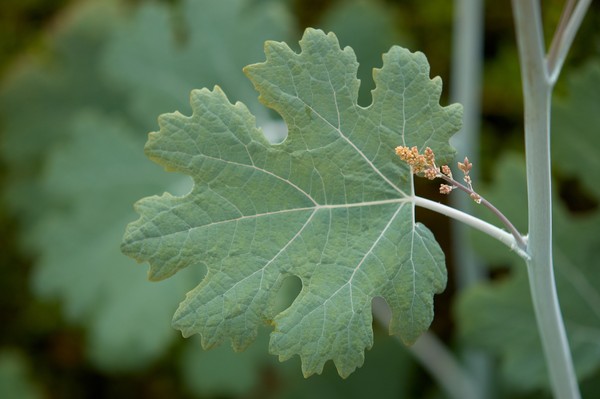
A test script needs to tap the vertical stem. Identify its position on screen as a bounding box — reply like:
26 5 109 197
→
511 1 580 398
450 0 484 288
449 0 492 396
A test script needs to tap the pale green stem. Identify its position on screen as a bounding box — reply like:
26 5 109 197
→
414 196 528 260
512 1 581 398
372 298 479 399
437 173 528 251
450 0 484 290
547 0 592 84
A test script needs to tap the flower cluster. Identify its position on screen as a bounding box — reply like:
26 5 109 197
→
458 157 481 203
394 145 527 255
395 145 482 204
395 145 452 182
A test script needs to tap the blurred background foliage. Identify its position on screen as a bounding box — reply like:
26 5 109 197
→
0 0 599 398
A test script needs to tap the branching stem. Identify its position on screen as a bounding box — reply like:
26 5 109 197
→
546 0 592 84
413 196 529 260
436 173 528 252
512 0 588 397
396 146 528 256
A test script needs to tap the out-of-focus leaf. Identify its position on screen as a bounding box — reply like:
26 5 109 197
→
180 326 416 399
31 111 199 369
319 0 411 106
275 329 415 399
0 350 42 399
0 0 122 164
180 329 272 397
457 155 600 392
470 152 528 267
102 0 293 136
0 0 125 222
552 60 600 198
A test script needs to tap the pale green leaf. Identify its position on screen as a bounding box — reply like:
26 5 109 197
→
102 0 293 132
123 28 461 377
274 329 415 399
552 60 600 198
0 351 42 399
31 111 200 370
319 0 412 106
180 329 271 397
470 152 528 267
0 0 126 222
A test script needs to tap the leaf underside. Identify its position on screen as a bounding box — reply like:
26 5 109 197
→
122 28 461 378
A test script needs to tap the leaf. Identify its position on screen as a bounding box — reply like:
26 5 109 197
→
181 326 416 399
456 154 600 391
122 28 461 377
0 350 42 399
179 329 272 397
274 328 415 399
102 0 292 132
470 152 528 267
31 111 200 370
318 0 412 106
552 59 600 198
0 0 126 222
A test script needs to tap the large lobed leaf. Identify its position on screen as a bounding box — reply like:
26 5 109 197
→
122 28 462 377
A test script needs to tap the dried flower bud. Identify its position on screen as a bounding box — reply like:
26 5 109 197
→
424 167 438 180
424 147 435 166
395 145 430 174
441 165 452 177
395 146 409 160
470 192 482 204
440 184 453 194
458 157 472 174
410 146 420 161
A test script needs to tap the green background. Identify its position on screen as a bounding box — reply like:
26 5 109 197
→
1 0 599 398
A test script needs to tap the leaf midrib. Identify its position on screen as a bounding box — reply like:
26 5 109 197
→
140 198 413 241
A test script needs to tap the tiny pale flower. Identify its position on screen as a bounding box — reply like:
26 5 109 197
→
440 184 453 194
424 167 438 180
424 147 435 166
441 165 452 177
458 157 472 174
470 192 482 204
